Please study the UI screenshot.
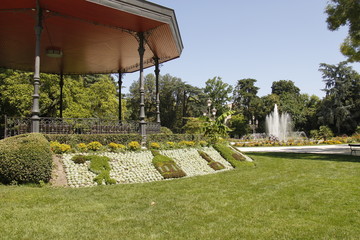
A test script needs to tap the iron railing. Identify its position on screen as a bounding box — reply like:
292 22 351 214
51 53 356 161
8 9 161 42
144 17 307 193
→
4 116 160 138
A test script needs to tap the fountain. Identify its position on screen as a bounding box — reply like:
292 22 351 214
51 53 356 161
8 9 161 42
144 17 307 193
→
266 104 292 142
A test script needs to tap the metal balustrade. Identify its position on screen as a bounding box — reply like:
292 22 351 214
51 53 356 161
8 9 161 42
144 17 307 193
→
4 116 160 138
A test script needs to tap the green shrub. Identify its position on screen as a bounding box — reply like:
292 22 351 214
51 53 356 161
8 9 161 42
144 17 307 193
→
88 155 116 185
87 141 103 151
0 133 53 184
71 155 88 164
152 154 186 179
44 134 142 146
213 144 245 168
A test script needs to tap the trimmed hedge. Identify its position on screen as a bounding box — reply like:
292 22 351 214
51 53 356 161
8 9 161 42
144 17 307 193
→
44 134 142 146
0 133 53 184
44 133 205 146
213 144 246 168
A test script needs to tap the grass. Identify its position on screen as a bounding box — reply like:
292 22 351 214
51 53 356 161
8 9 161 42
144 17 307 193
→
1 152 360 239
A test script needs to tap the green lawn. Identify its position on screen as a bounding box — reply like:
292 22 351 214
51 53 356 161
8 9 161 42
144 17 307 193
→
1 152 359 239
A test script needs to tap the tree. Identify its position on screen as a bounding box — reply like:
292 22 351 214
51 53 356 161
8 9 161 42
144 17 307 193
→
318 62 360 134
204 76 233 116
326 0 360 62
271 80 300 96
233 78 260 121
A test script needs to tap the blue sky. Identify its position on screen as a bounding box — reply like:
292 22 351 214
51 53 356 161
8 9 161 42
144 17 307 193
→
122 0 360 98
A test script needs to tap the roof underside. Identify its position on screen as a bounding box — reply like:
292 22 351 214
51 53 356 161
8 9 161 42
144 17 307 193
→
0 0 183 74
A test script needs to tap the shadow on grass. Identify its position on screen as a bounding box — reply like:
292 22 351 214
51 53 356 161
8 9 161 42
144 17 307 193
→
247 152 360 163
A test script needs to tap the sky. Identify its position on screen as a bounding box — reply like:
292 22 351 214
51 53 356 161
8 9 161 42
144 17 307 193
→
121 0 360 98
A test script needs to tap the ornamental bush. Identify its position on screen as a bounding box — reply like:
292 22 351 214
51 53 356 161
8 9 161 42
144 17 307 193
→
77 143 88 152
71 155 88 164
50 141 71 154
128 141 141 151
108 142 126 152
87 141 103 151
149 142 161 149
0 133 53 184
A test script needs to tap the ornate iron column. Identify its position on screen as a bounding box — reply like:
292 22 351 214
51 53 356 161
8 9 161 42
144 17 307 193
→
31 1 43 132
118 70 123 122
154 57 161 123
138 33 146 145
59 73 64 118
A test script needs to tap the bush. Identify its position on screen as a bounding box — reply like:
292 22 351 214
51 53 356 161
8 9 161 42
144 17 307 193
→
77 143 88 152
71 155 88 164
179 140 196 147
87 141 103 151
0 133 53 184
88 155 116 185
108 142 126 152
128 141 141 151
50 141 71 154
152 154 186 179
44 134 142 146
149 142 161 149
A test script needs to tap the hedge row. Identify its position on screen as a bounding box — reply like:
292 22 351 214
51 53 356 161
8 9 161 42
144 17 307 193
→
44 133 205 146
0 133 53 184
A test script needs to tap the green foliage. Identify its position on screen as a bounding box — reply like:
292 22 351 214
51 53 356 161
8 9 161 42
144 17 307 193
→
50 141 72 154
228 113 247 138
147 133 205 144
182 117 206 134
318 62 360 134
0 133 53 184
71 155 88 164
88 155 116 185
203 111 234 143
152 154 186 179
87 141 103 151
233 78 260 122
44 134 142 146
213 144 246 168
326 0 360 62
204 76 233 116
319 126 334 140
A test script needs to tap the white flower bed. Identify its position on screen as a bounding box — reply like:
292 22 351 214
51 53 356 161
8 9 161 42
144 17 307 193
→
61 147 234 187
202 147 234 169
105 152 163 184
160 148 216 177
62 154 97 188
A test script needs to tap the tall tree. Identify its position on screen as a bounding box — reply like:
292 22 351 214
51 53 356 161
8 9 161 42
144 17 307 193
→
326 0 360 62
233 78 260 121
318 62 360 134
204 76 233 116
